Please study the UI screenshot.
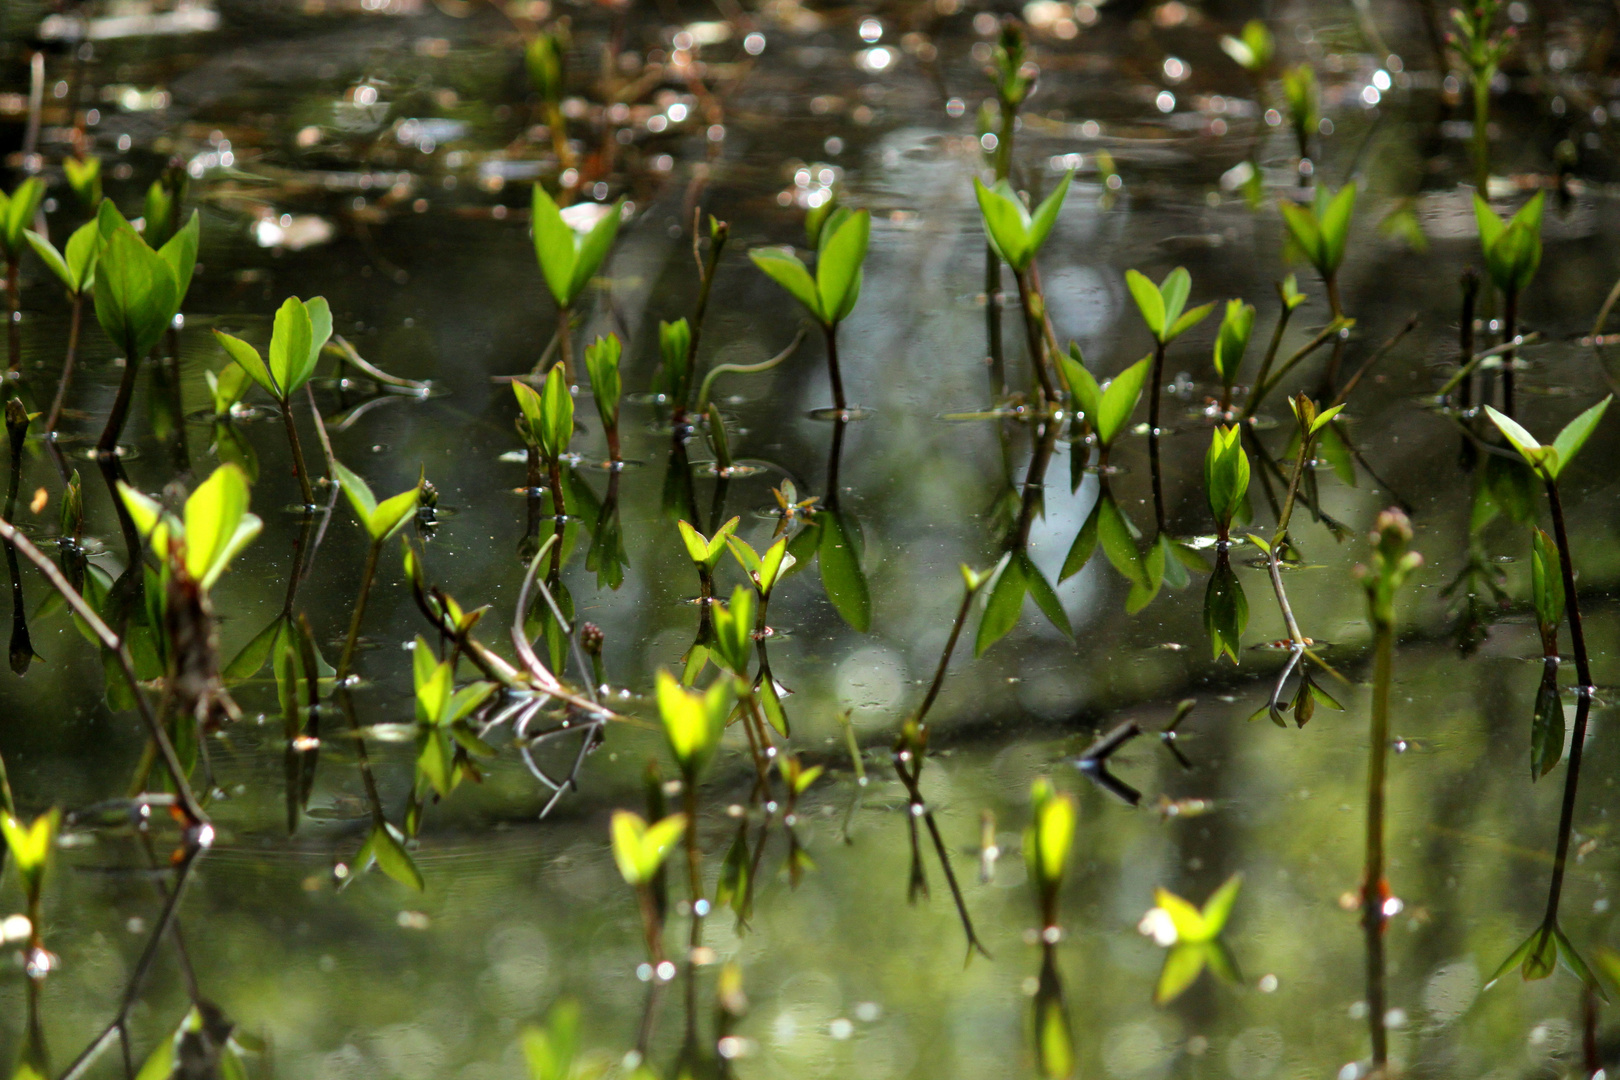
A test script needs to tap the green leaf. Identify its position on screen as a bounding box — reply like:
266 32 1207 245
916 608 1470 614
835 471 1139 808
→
1155 943 1209 1005
183 463 258 588
819 511 871 632
1548 396 1611 480
1097 493 1146 588
1126 534 1168 613
1125 269 1166 339
133 1019 178 1080
611 810 688 886
94 221 178 359
267 296 313 397
585 333 622 429
1154 887 1208 942
1158 267 1191 333
1199 873 1242 936
298 296 333 390
757 536 792 595
1023 555 1072 638
1473 194 1506 261
157 210 200 299
0 178 44 257
1097 356 1151 447
1531 528 1564 631
1025 778 1076 886
1166 301 1213 343
1060 496 1101 582
1204 557 1247 663
1212 300 1254 386
364 821 425 890
1485 927 1544 988
1555 926 1605 997
1204 425 1249 528
538 363 574 461
23 231 73 291
531 184 577 307
1318 185 1356 273
213 330 277 399
1484 405 1555 476
974 178 1030 269
656 668 734 777
750 247 824 322
332 459 378 526
1024 169 1075 262
1060 343 1101 421
710 585 756 676
569 201 622 302
369 483 423 542
975 553 1026 656
815 209 869 326
1278 199 1323 272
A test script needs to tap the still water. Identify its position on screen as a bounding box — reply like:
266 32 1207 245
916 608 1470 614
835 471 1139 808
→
4 0 1620 1076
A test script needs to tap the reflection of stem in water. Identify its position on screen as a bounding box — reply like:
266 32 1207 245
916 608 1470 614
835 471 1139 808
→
281 393 317 508
335 541 383 684
823 413 847 513
1011 269 1058 408
1032 943 1075 1080
985 244 1006 397
1147 339 1168 535
4 400 35 673
1010 418 1058 551
1362 613 1392 1072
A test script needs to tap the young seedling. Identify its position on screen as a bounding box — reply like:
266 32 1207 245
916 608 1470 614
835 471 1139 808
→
64 155 101 209
1475 191 1544 417
214 295 334 507
1353 509 1422 1071
1278 184 1356 319
656 669 736 957
116 463 264 594
978 21 1034 392
522 999 610 1080
1450 0 1512 194
1219 20 1274 74
1281 63 1319 175
750 207 870 414
410 635 498 801
330 460 422 682
1025 777 1075 934
1139 874 1242 1004
726 533 796 734
2 805 59 1043
24 219 102 433
583 333 622 465
91 201 196 454
1125 266 1213 533
1204 425 1250 664
975 541 1072 657
0 177 45 374
514 365 575 581
974 172 1074 407
531 184 621 382
611 808 688 963
1061 349 1149 474
1211 300 1255 415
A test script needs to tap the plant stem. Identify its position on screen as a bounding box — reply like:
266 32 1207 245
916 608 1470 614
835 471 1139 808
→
1472 73 1491 196
96 341 142 455
1500 287 1518 418
556 303 574 384
547 456 566 582
1148 338 1167 535
1540 481 1594 926
1012 269 1058 409
44 291 82 434
1363 618 1392 1072
823 323 848 414
335 540 382 684
1246 319 1346 418
6 257 18 375
985 244 1006 397
281 394 316 508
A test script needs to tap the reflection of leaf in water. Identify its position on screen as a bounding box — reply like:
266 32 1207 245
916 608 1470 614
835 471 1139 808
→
1532 661 1564 780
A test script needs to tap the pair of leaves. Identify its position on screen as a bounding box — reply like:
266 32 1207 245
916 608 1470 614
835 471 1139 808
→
1211 300 1255 387
749 208 870 326
710 585 756 677
1530 527 1564 634
1281 64 1319 134
0 809 58 894
657 668 734 778
214 295 333 403
1279 184 1356 278
358 820 424 891
515 365 575 462
1061 348 1149 448
1485 396 1611 482
93 201 195 359
611 810 688 887
727 533 795 596
132 1006 252 1080
677 515 738 571
584 333 621 431
1204 554 1248 664
1147 875 1243 1004
1531 658 1564 781
412 636 497 726
1025 778 1076 891
1126 266 1212 345
0 178 45 258
1153 874 1242 945
1487 921 1603 996
1218 20 1274 71
1476 191 1545 295
1061 490 1141 588
64 156 101 207
332 460 421 542
25 218 101 295
975 551 1071 656
973 171 1073 273
532 186 622 309
1205 425 1250 531
118 463 263 590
